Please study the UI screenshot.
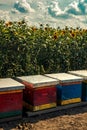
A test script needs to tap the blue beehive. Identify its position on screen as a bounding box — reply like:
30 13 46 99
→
68 70 87 101
45 73 82 105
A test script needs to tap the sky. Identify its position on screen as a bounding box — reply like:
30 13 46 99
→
0 0 87 28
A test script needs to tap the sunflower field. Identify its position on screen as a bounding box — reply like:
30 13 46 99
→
0 20 87 78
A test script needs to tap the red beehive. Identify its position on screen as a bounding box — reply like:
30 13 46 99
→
16 75 58 111
0 78 24 119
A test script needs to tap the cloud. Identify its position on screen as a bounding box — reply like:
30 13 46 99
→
48 1 69 18
65 0 87 15
65 1 81 15
13 0 35 13
1 0 87 29
48 0 87 19
48 1 63 16
11 8 20 14
0 10 10 21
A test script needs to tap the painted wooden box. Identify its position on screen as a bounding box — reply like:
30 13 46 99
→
45 73 82 105
0 78 24 119
68 70 87 101
15 75 58 111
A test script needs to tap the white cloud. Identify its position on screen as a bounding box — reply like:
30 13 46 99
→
13 0 35 13
0 10 10 21
11 8 20 14
48 0 87 18
1 0 87 28
64 0 87 15
48 1 64 17
65 1 81 15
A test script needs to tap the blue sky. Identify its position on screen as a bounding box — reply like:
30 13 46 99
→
0 0 87 28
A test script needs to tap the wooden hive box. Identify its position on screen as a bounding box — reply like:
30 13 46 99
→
45 73 82 105
0 78 25 120
15 75 58 111
68 70 87 101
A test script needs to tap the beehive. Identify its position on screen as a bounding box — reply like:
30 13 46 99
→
68 70 87 101
45 73 82 105
15 75 58 111
0 78 24 119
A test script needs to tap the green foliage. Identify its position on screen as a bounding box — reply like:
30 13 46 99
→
0 20 87 77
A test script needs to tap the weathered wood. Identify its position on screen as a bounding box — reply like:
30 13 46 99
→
45 73 82 83
68 70 87 101
0 91 23 113
23 101 56 111
45 73 82 105
25 101 87 117
0 78 24 119
15 75 58 110
16 75 58 88
68 70 87 80
0 78 24 91
0 115 22 123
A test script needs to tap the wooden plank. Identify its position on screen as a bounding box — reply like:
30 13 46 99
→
0 90 22 94
0 110 22 118
23 85 56 106
25 102 87 117
16 75 58 88
23 101 56 111
0 115 22 123
68 70 87 80
0 92 23 112
0 78 24 91
58 98 81 105
45 73 83 83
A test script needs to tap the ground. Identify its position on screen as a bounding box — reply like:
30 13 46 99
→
0 105 87 130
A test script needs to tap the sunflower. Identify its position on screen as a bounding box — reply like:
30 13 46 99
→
53 32 58 40
5 21 12 27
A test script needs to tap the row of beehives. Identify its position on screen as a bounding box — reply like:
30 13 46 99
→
0 70 87 120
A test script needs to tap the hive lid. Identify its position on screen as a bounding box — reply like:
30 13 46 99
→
68 70 87 80
16 75 58 88
45 73 82 83
0 78 25 91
